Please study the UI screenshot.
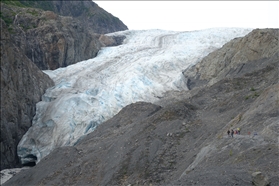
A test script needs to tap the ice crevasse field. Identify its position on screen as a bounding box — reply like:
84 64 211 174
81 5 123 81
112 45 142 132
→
17 28 253 165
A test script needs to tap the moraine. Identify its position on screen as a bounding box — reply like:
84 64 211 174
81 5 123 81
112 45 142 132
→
17 28 252 165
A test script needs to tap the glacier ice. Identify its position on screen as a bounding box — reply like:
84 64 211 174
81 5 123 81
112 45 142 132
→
17 28 253 165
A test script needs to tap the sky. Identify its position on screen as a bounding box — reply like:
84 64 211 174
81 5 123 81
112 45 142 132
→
94 1 279 31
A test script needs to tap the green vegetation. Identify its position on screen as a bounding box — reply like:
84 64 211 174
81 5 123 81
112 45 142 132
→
253 92 260 98
19 0 55 12
22 24 36 31
0 12 13 26
1 0 26 7
7 27 15 34
238 114 242 121
1 1 41 30
184 127 190 133
229 149 233 156
245 88 260 100
245 87 259 100
26 9 39 16
1 0 55 12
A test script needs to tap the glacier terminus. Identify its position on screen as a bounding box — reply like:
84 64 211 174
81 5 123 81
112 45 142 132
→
17 28 253 165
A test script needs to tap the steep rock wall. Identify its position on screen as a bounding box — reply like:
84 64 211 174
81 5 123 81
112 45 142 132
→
19 0 128 34
0 19 54 170
0 0 128 171
1 3 104 70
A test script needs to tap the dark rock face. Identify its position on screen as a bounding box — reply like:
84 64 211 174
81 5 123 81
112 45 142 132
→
0 0 127 172
1 1 128 71
1 3 105 70
4 29 279 185
0 19 54 170
19 0 128 34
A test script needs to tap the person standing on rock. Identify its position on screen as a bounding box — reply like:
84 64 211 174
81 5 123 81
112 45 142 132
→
237 128 240 135
227 129 230 137
231 129 234 138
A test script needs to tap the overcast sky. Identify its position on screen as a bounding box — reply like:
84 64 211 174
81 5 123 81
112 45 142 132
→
94 1 279 31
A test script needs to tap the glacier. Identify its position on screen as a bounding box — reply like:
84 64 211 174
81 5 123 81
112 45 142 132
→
17 28 253 165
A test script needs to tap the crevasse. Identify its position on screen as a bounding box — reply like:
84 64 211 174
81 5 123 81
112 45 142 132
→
17 28 253 165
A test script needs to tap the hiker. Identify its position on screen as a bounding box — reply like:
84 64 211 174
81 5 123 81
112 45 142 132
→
231 129 234 138
237 128 240 135
227 129 230 136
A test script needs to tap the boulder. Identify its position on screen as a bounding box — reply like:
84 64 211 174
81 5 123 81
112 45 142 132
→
252 172 270 186
99 34 126 47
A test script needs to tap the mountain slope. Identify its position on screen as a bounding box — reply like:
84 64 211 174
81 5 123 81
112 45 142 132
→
16 28 252 167
0 3 101 70
0 19 54 170
183 28 278 88
0 0 127 171
0 1 128 70
19 0 128 34
4 29 278 185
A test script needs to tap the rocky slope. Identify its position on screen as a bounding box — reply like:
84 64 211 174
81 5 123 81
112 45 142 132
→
19 0 128 34
0 0 127 172
3 29 278 185
183 28 278 88
0 19 54 170
15 28 252 167
0 1 127 70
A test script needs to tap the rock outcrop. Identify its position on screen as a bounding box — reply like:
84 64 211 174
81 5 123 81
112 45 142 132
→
99 34 127 47
0 1 128 70
19 0 128 34
0 0 128 171
4 29 278 185
252 172 270 186
0 19 54 170
183 28 278 89
1 3 102 70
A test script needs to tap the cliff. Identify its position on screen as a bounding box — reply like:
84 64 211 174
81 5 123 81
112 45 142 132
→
0 0 127 171
0 1 128 70
0 19 54 170
4 29 278 185
19 0 128 34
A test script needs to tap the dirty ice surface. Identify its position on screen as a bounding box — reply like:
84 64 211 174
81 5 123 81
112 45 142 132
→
18 28 252 165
